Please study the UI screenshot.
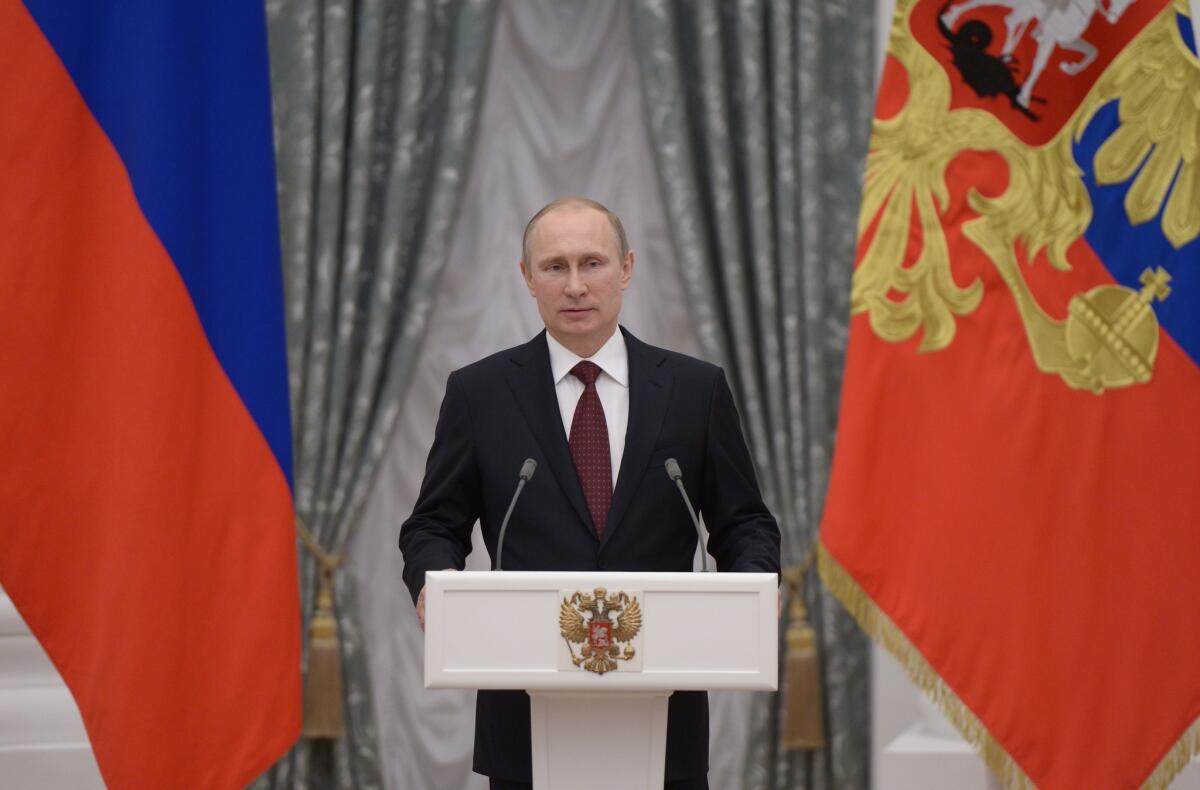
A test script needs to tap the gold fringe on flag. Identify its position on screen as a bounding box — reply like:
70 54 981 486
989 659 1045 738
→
298 518 346 740
781 561 826 751
817 541 1037 789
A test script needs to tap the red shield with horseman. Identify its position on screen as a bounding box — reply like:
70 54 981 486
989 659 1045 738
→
588 620 612 651
904 0 1170 142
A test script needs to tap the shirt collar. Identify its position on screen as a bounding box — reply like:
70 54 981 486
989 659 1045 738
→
546 328 629 388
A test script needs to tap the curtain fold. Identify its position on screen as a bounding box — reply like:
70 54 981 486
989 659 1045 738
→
255 1 498 787
630 1 876 787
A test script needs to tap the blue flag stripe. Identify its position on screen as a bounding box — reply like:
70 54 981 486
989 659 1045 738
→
22 0 293 486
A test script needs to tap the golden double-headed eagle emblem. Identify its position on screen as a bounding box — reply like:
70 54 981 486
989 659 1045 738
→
559 588 642 675
857 0 1195 393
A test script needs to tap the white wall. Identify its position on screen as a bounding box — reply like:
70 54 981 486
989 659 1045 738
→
0 586 103 789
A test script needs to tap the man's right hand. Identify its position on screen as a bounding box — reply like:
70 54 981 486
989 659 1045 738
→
416 568 457 631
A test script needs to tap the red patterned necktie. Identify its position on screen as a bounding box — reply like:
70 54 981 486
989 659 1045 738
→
568 361 611 538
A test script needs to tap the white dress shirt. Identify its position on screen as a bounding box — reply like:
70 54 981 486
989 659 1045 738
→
546 329 628 489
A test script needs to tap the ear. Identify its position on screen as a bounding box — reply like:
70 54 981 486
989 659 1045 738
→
519 259 536 297
620 250 635 290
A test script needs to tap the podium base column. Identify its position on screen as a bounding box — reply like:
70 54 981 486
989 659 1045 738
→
528 690 671 790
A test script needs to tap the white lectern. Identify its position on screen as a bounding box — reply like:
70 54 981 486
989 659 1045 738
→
424 571 777 790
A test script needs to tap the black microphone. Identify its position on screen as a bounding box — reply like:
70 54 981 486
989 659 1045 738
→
495 458 537 571
665 458 708 572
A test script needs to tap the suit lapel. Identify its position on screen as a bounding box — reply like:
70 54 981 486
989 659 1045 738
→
504 332 594 536
603 328 672 546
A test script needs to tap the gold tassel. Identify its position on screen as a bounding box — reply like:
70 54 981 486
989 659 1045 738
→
781 565 826 751
302 565 345 739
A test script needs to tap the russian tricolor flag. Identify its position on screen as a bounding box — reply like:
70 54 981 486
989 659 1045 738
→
0 1 301 787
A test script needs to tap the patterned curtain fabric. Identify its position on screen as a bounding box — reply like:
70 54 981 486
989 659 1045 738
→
630 2 876 787
254 1 497 787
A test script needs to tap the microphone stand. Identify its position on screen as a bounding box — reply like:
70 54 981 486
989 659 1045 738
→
496 458 537 571
665 458 708 572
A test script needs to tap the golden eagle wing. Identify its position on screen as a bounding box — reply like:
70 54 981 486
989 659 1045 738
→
560 599 587 643
1082 3 1200 248
612 597 642 643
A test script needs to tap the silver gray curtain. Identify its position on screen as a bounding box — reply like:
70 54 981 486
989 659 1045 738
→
630 2 876 788
255 1 497 787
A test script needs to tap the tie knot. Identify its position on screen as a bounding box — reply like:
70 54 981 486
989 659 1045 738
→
571 360 602 386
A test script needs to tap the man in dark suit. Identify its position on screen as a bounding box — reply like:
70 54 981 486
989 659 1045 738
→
399 197 780 789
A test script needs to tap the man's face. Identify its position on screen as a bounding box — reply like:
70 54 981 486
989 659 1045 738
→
520 207 633 356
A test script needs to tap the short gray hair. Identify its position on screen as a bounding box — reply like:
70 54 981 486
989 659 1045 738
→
521 197 630 265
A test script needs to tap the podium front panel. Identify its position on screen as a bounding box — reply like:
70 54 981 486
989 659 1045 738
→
424 571 777 692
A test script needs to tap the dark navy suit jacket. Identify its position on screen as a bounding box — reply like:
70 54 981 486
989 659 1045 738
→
399 327 780 783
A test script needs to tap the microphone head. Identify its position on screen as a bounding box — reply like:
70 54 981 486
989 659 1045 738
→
664 458 682 481
519 458 538 481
